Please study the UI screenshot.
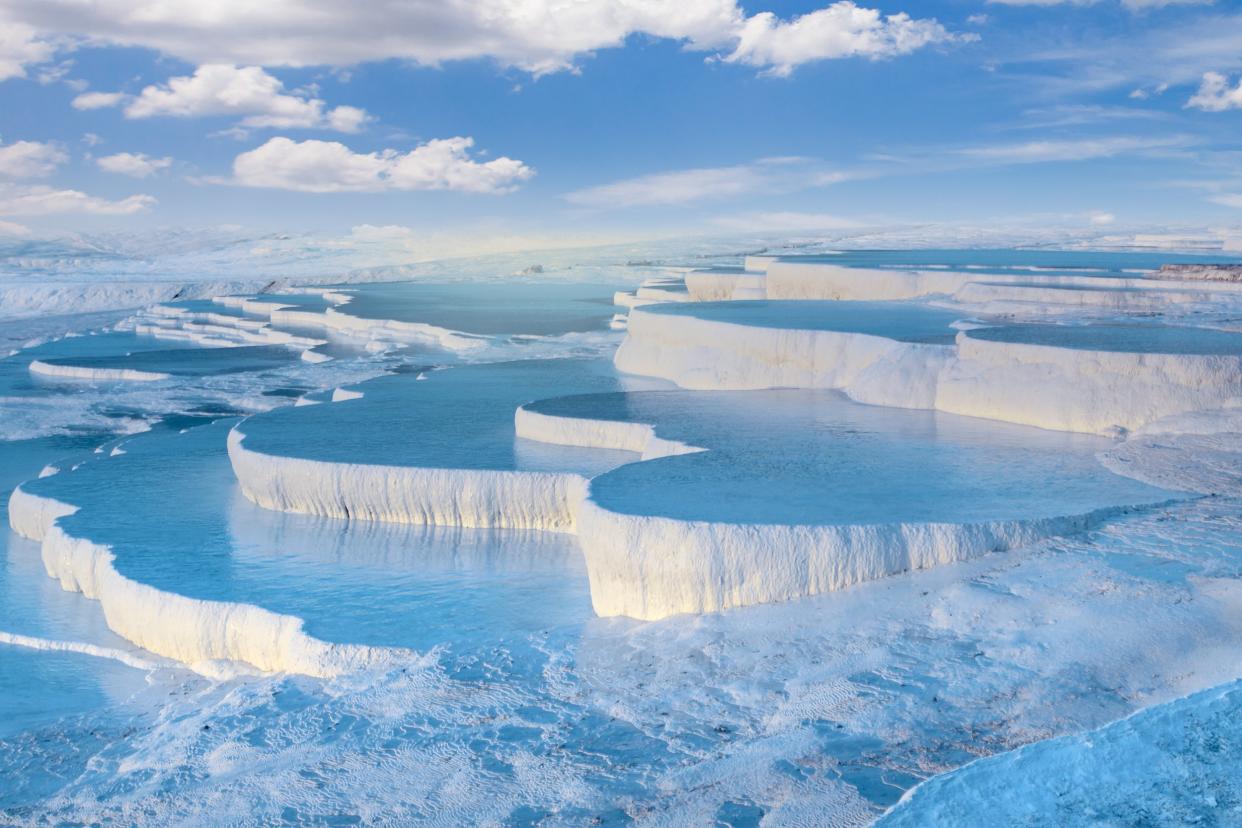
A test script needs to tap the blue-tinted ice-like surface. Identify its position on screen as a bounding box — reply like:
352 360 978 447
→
0 432 157 738
965 322 1242 355
237 358 646 474
880 678 1242 827
526 390 1181 525
0 330 208 438
641 300 965 343
33 345 300 377
20 420 594 658
9 247 1242 822
333 280 625 335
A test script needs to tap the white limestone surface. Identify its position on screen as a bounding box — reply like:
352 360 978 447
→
28 359 171 382
232 383 1115 623
742 255 777 272
576 496 1131 621
951 282 1221 314
762 261 1242 302
613 304 953 408
7 483 401 678
937 331 1242 433
616 305 1242 434
514 405 702 460
279 306 486 352
512 396 1170 621
228 427 589 532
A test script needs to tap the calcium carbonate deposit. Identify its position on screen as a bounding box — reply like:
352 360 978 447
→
6 247 1242 824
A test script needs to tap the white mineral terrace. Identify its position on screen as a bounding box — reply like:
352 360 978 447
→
28 359 173 382
615 303 1242 434
7 481 402 678
688 258 1242 303
7 257 1238 679
224 373 1179 626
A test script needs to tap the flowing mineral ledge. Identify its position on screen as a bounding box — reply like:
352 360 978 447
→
30 343 302 388
130 305 326 352
515 389 1179 619
951 281 1224 316
516 402 1137 619
228 352 1179 621
743 255 777 273
684 269 765 301
8 480 403 678
0 631 163 671
514 405 702 460
614 279 693 310
614 302 956 408
618 303 1242 434
761 260 1242 302
142 290 482 356
228 379 1177 623
576 497 1128 620
228 428 590 532
7 482 76 540
228 359 651 530
937 327 1242 434
273 306 487 352
29 359 171 382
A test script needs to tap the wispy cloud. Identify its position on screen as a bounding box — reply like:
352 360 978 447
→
569 132 1194 213
988 0 1212 10
1011 104 1170 130
861 134 1196 176
564 158 851 209
711 211 866 232
952 134 1193 164
0 184 155 216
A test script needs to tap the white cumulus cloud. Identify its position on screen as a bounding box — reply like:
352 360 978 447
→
74 65 371 132
228 136 534 194
0 140 66 177
724 3 974 77
0 19 53 81
0 0 965 78
1187 72 1242 111
96 152 173 177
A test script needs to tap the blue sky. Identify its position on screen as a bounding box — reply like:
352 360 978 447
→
0 0 1241 252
